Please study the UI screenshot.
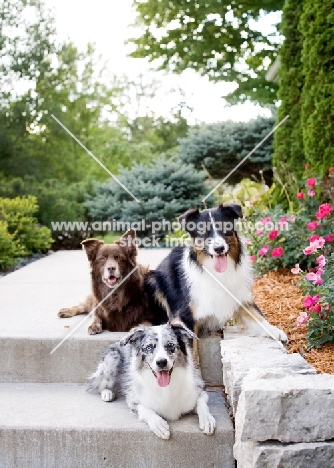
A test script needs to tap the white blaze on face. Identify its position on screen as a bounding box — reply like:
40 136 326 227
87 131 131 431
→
152 326 172 388
103 257 121 288
207 212 229 260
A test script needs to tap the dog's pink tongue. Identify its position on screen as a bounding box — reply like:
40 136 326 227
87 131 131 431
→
108 277 117 286
213 255 228 273
156 370 170 387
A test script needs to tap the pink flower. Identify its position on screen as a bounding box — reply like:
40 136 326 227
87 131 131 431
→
297 192 305 199
317 267 324 276
261 216 271 224
304 295 320 309
268 230 279 240
312 237 325 249
291 264 301 274
308 189 315 197
307 221 318 230
289 216 296 222
244 239 252 245
271 247 284 257
255 229 264 235
316 255 326 268
258 245 269 256
305 272 323 285
325 234 334 243
309 304 322 314
306 272 317 281
297 312 308 326
278 217 288 227
309 235 320 242
306 177 317 187
249 255 257 262
303 245 316 255
303 237 325 255
315 203 333 220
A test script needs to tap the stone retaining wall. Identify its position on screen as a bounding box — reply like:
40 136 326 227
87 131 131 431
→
221 327 334 468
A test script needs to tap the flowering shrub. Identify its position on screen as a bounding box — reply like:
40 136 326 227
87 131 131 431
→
243 168 333 349
294 253 334 349
247 169 334 276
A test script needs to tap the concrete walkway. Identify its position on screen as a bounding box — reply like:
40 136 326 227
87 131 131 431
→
0 249 170 339
0 249 235 468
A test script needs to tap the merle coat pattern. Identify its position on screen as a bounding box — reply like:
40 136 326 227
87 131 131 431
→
87 322 216 439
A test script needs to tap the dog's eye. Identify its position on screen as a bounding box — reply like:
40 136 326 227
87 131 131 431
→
166 343 175 353
144 344 154 353
98 257 106 263
114 255 119 261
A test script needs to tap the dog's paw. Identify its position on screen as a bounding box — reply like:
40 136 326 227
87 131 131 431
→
148 415 170 440
264 324 288 343
101 389 115 402
58 308 73 318
88 323 102 335
199 412 216 435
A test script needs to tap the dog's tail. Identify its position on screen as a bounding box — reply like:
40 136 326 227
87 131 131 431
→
87 343 122 395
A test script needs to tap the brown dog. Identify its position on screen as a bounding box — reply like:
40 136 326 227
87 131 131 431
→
58 229 167 334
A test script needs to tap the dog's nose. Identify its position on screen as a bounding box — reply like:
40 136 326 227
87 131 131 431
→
108 266 116 272
156 358 168 369
214 246 225 255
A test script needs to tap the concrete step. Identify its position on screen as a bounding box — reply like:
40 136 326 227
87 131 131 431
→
0 250 222 384
0 334 221 385
0 383 235 468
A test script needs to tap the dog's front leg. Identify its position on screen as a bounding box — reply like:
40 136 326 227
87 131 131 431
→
196 391 216 435
58 301 89 318
58 294 95 318
137 404 170 440
235 303 288 342
87 312 103 335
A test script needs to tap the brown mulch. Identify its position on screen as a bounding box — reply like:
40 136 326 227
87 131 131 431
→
253 269 334 374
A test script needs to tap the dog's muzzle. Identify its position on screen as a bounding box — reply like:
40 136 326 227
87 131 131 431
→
148 363 173 388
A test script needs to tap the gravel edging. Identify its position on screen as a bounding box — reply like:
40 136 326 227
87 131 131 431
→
0 251 54 278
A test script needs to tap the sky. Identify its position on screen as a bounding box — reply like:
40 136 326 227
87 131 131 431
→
45 0 273 124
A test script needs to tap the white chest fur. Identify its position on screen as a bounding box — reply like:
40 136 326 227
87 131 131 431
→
136 366 199 421
183 247 253 326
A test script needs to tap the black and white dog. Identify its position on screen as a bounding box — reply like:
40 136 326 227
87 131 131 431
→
87 322 216 439
151 204 287 342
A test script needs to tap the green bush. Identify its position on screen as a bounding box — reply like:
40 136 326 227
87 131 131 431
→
219 178 272 215
0 221 23 269
273 0 333 191
84 156 214 239
0 177 90 231
300 0 334 175
178 116 275 183
272 0 305 181
0 196 53 257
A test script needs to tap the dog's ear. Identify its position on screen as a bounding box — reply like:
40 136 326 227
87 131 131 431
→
120 324 146 347
81 238 104 261
116 229 137 257
170 321 198 341
179 207 200 233
219 203 243 219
